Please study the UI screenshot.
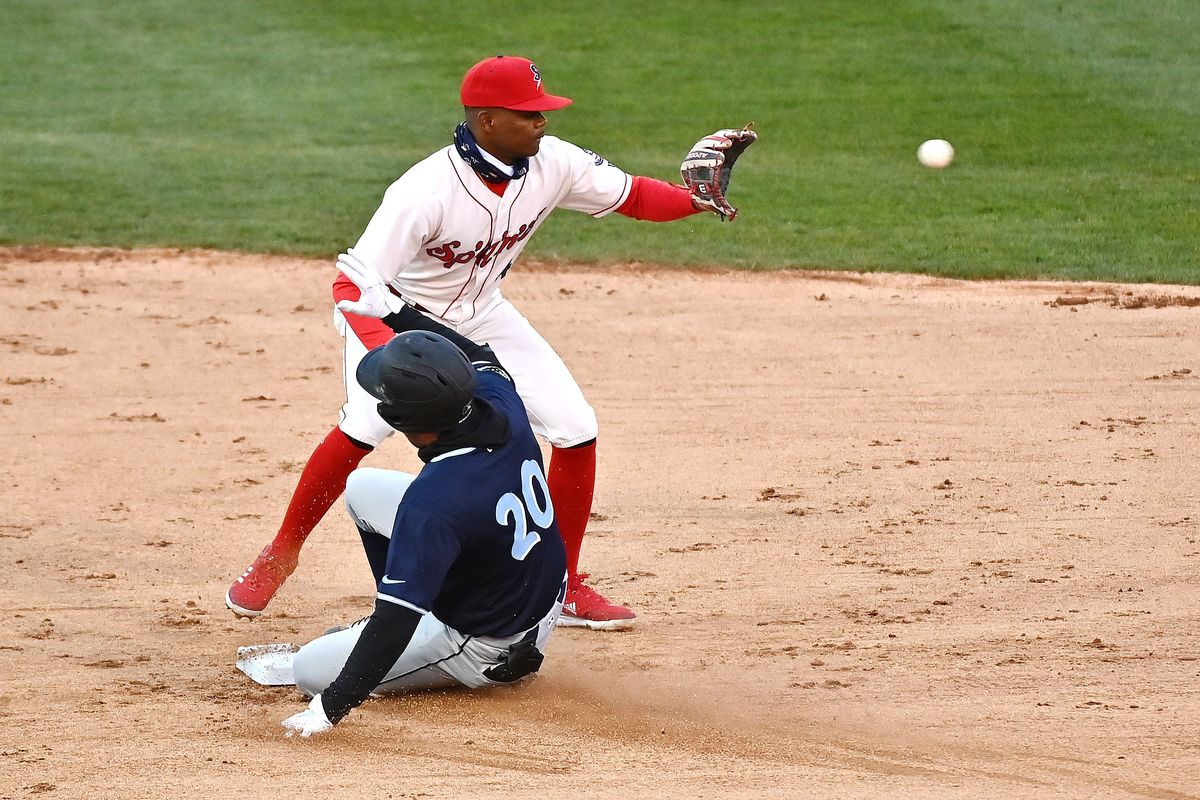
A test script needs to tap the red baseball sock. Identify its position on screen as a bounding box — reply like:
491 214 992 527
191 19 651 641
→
547 440 597 578
270 427 372 555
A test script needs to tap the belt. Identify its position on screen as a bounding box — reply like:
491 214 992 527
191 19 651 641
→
386 286 430 314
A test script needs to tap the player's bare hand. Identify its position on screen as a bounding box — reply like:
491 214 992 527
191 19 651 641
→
334 249 405 319
681 125 758 221
282 695 334 738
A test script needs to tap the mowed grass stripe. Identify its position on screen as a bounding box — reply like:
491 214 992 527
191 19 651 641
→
0 1 1195 281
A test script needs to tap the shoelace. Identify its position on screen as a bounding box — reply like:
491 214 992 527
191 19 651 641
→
569 574 609 602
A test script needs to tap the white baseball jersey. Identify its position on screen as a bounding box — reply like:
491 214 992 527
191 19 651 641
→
352 135 632 324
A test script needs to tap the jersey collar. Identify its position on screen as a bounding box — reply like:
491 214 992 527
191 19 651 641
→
453 122 528 183
429 447 476 462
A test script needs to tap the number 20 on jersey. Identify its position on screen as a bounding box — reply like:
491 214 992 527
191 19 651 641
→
494 460 555 561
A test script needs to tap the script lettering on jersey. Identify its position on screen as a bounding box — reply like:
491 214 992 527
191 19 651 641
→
425 208 548 270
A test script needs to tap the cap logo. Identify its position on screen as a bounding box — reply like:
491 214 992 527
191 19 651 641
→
529 63 541 87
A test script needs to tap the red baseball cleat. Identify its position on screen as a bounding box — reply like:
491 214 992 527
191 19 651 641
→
557 573 636 631
225 546 299 618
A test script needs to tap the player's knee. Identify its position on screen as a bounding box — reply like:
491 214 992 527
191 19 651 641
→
344 468 372 507
343 468 388 527
344 468 416 537
343 471 368 527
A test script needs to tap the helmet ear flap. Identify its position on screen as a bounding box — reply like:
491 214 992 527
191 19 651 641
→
376 401 405 430
376 397 474 433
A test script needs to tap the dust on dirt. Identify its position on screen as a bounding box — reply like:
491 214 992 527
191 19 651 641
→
1050 292 1200 309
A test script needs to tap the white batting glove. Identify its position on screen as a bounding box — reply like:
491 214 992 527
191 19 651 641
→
334 249 405 319
282 694 334 738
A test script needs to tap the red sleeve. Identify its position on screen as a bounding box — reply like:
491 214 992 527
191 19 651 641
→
614 176 702 221
332 273 395 349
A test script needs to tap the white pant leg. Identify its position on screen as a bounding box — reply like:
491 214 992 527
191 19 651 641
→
293 613 462 696
458 299 597 447
334 308 396 448
292 585 566 697
344 467 416 538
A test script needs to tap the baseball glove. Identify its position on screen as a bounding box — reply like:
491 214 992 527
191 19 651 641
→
680 124 757 221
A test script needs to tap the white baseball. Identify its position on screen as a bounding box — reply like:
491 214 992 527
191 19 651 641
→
917 139 955 169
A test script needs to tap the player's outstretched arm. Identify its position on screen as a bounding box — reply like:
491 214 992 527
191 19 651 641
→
281 694 334 738
377 308 507 373
375 306 494 366
281 602 423 736
613 176 704 221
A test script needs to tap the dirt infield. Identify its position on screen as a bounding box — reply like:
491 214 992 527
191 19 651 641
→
2 249 1198 799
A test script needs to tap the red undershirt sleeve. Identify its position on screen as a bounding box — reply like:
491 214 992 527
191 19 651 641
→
332 273 397 349
614 176 703 222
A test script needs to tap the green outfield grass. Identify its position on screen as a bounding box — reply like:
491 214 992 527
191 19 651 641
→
1 1 1196 282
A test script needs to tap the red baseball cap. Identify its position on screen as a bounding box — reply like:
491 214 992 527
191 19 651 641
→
460 56 573 112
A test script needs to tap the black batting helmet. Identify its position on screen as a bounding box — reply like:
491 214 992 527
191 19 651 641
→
356 332 477 433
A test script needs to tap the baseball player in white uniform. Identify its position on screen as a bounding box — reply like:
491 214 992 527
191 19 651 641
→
226 55 757 629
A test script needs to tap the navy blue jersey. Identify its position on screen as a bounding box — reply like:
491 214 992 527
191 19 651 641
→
377 368 567 637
